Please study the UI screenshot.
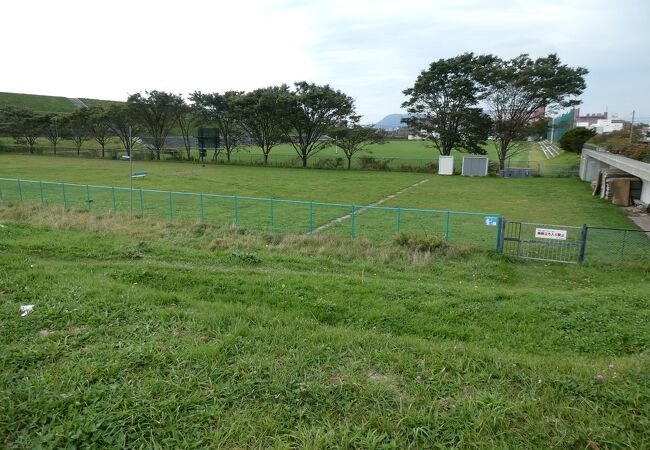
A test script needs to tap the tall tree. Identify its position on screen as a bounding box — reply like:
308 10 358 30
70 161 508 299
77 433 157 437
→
174 100 200 160
0 107 47 154
236 86 291 165
190 91 244 163
285 82 357 167
87 107 112 158
106 104 139 156
484 54 588 169
128 91 182 160
334 125 387 169
402 53 497 156
44 113 66 155
66 108 92 156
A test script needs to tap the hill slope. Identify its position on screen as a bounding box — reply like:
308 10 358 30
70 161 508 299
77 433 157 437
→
0 91 123 113
0 207 648 448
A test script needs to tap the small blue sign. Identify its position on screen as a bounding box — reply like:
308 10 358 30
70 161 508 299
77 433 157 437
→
485 216 498 226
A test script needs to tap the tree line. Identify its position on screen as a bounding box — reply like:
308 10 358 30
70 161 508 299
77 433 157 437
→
402 53 587 169
0 83 385 169
0 53 588 171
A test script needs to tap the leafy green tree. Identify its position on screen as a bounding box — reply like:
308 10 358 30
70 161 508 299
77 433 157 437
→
285 82 358 167
87 107 112 158
559 127 596 153
44 113 66 155
402 53 497 156
173 100 200 160
236 86 291 165
190 91 244 162
484 54 588 169
106 104 140 156
66 108 92 156
0 107 48 154
334 125 387 169
521 117 550 140
128 91 182 160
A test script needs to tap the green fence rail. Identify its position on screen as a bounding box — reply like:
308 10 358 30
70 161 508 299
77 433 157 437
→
0 178 503 250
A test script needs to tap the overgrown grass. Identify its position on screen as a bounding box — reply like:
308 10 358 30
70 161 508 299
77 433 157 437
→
0 205 649 448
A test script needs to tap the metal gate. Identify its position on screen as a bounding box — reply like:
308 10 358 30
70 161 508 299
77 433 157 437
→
499 220 587 263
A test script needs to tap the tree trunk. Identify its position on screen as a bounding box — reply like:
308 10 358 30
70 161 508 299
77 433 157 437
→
302 153 307 168
347 156 352 169
156 149 161 160
101 144 105 158
53 143 57 156
77 146 80 156
263 152 269 165
227 151 231 163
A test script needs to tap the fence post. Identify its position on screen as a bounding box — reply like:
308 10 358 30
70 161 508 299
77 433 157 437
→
496 216 503 252
396 208 401 234
309 202 313 236
199 193 204 222
111 187 116 212
445 211 450 242
139 188 144 215
233 196 239 226
351 205 355 239
61 182 67 209
39 181 44 205
86 185 91 210
168 192 173 220
578 224 588 263
269 198 274 233
17 179 23 204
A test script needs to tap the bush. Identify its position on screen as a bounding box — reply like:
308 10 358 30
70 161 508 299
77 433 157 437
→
313 157 344 169
229 250 261 265
395 233 448 252
606 143 650 162
559 127 596 153
359 156 391 170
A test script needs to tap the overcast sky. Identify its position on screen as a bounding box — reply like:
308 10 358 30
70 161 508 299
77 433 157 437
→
2 0 648 123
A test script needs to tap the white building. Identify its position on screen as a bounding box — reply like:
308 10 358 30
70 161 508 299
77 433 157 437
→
576 118 625 134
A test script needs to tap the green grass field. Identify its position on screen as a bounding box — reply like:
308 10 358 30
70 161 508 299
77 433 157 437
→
0 153 641 259
0 153 628 224
0 207 648 448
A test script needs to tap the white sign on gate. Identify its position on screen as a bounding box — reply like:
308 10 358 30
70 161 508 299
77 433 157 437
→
535 228 567 240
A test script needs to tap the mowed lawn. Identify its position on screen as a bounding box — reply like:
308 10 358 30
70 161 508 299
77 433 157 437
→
0 208 648 448
0 153 633 228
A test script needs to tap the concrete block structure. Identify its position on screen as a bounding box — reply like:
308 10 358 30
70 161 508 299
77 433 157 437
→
580 145 650 204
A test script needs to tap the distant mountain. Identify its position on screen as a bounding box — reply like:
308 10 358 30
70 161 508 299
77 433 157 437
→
374 114 410 130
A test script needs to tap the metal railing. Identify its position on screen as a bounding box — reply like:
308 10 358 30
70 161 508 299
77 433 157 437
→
0 178 503 249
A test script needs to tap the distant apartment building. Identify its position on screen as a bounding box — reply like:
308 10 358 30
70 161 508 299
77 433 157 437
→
573 108 627 134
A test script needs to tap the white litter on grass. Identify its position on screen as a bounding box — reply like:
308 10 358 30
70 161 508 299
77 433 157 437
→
20 305 34 317
0 223 6 228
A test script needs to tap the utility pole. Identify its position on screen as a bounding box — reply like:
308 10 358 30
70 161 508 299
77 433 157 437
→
629 110 635 143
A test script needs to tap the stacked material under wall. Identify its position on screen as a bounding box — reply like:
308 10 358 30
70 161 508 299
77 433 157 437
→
591 169 642 206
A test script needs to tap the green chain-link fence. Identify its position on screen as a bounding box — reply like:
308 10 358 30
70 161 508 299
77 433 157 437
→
0 178 503 250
